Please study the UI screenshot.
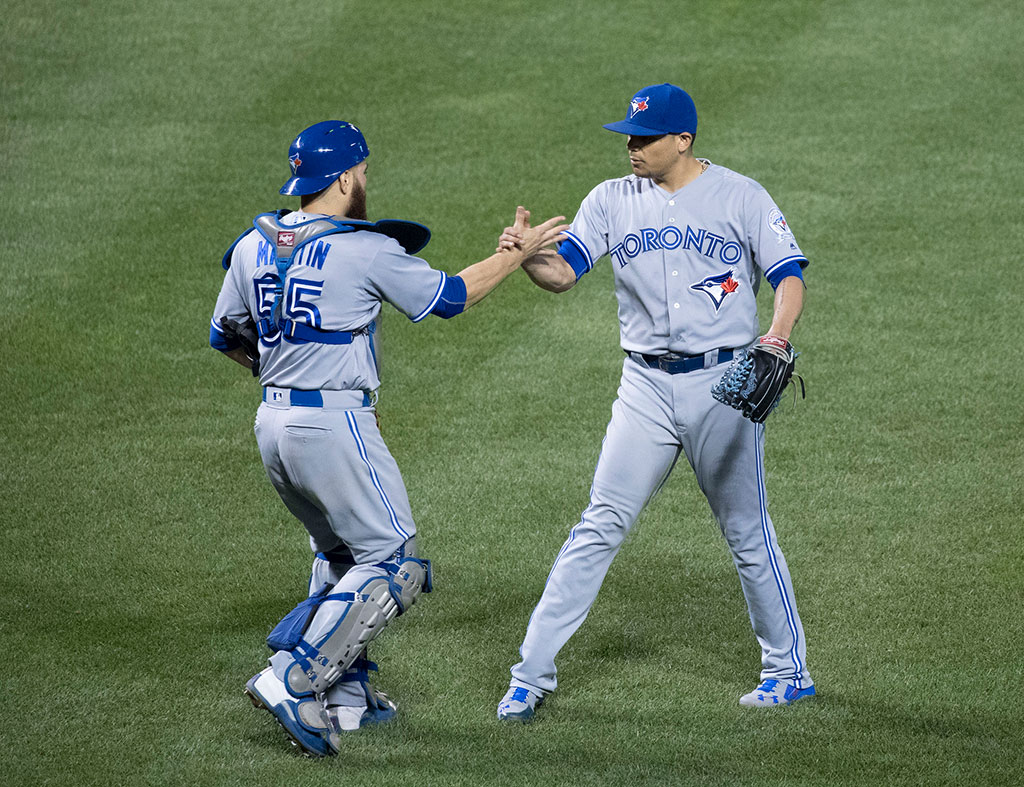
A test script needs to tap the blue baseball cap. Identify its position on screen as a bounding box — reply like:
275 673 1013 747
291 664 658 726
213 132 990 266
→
279 120 369 196
603 84 698 136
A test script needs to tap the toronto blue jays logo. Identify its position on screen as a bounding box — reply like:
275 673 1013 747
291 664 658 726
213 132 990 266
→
629 96 650 118
289 153 302 174
690 270 740 311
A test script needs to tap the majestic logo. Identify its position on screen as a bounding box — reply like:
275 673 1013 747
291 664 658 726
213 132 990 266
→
289 153 302 174
277 231 296 247
767 208 793 239
629 96 649 117
690 270 741 312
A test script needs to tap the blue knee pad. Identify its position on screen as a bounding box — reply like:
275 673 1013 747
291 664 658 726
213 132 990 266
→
266 582 333 652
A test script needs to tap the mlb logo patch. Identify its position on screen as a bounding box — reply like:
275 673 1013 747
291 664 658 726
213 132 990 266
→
277 231 296 247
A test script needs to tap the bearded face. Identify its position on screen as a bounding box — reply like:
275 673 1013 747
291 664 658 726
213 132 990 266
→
348 178 368 221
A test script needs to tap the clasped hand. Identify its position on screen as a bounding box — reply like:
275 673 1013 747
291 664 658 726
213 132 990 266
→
497 206 568 257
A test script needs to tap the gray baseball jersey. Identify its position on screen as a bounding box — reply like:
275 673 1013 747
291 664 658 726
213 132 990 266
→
507 161 812 699
212 210 447 394
561 164 806 355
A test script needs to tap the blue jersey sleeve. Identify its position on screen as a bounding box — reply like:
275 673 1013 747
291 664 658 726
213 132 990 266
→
210 319 241 351
430 275 467 319
765 260 805 290
556 236 592 280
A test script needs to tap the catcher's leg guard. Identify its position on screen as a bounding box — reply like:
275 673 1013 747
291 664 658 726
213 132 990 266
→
274 542 433 698
265 582 333 652
382 555 432 614
276 575 399 697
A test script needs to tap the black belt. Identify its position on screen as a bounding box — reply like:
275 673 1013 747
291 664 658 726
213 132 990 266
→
630 348 734 374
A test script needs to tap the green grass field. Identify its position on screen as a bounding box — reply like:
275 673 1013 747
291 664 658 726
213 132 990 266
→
3 0 1022 784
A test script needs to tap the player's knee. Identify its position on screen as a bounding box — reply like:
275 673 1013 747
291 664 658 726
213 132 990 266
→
578 502 635 546
375 537 433 615
309 542 359 591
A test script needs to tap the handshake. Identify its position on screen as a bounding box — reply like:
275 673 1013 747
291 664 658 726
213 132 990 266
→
496 206 568 257
494 206 578 293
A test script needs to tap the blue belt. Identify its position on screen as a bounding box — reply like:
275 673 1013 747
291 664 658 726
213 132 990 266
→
632 348 734 374
262 387 373 408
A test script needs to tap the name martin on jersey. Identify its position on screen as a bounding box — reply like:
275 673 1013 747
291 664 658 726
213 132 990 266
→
255 238 332 270
608 224 744 269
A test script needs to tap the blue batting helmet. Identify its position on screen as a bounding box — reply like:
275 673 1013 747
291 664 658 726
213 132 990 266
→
279 120 369 196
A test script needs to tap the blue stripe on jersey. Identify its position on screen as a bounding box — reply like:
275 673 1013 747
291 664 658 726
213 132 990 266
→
431 274 467 319
557 231 593 279
210 318 240 351
764 255 807 278
765 260 805 290
345 411 411 542
412 271 447 322
564 231 593 270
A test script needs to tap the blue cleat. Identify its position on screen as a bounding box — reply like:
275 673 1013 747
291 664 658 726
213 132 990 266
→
497 685 544 722
739 679 816 707
245 667 333 757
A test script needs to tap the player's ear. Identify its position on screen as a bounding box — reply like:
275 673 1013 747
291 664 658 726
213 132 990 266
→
677 133 694 154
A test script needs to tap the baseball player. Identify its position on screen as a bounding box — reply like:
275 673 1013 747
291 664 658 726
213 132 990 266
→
210 120 567 755
496 84 814 721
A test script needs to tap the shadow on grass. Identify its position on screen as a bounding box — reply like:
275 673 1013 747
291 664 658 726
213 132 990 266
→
568 561 759 685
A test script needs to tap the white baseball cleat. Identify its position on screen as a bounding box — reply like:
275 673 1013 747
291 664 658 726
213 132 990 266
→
497 686 544 721
245 667 333 757
739 679 816 707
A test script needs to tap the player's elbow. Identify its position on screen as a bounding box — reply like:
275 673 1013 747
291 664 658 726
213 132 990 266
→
528 272 577 294
524 249 582 293
523 261 578 293
549 277 577 294
209 323 240 352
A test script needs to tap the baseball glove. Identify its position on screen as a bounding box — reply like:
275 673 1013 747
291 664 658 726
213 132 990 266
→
711 336 802 423
219 317 260 377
